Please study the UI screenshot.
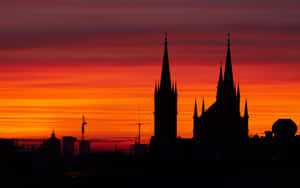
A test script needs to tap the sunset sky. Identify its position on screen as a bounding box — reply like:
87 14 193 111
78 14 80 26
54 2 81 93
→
0 0 300 144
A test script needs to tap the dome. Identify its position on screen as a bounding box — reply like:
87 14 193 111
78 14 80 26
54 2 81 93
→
272 119 297 139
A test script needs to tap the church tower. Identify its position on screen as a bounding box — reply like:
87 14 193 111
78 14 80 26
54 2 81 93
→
154 34 178 142
223 34 238 113
193 34 248 144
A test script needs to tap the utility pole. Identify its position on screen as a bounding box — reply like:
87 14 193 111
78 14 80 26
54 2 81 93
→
136 105 143 144
137 122 143 144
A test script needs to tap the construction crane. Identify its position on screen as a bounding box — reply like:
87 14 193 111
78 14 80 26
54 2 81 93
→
82 115 87 140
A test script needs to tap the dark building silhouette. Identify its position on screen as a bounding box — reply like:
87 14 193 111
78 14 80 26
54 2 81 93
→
264 131 273 141
272 119 297 140
153 33 177 142
62 136 76 171
251 119 299 160
79 140 90 155
0 139 15 160
130 141 148 159
149 34 178 158
193 35 248 144
41 130 61 155
0 139 15 151
62 136 77 158
36 131 63 174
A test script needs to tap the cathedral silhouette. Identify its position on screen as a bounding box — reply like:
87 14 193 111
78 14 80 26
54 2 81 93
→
149 33 249 159
193 34 249 144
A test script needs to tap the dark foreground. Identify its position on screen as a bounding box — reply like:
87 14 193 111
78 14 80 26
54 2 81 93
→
2 159 300 188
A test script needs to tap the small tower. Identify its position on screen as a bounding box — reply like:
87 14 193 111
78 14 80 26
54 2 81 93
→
51 129 55 138
193 99 200 139
217 63 223 102
201 97 205 115
82 115 87 140
193 99 198 118
244 99 249 119
80 115 90 155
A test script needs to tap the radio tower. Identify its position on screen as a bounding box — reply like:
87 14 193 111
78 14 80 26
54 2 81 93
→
82 115 87 140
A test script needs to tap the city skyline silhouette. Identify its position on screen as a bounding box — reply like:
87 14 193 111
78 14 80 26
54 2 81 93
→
2 1 300 187
0 0 300 151
2 33 299 146
1 32 299 149
3 33 300 160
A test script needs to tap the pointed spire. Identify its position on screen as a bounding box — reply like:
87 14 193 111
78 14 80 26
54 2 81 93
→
175 81 177 93
155 81 157 93
160 32 171 90
223 33 234 95
193 99 198 118
202 97 205 114
217 62 223 101
237 82 240 97
244 99 249 118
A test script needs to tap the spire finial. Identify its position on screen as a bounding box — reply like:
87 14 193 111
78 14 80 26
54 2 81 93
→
223 32 234 97
227 32 230 47
160 32 171 90
164 32 168 47
51 129 55 138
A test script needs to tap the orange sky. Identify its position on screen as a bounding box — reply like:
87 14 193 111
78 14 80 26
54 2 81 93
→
0 60 299 144
0 0 300 144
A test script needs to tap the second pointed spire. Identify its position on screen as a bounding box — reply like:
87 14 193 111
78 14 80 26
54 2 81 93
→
160 33 172 90
223 33 234 95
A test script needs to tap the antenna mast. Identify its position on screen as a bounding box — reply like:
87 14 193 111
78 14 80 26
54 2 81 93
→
82 115 87 140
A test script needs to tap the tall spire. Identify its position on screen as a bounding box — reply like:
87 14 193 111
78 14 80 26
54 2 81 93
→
217 62 223 101
160 32 171 90
244 99 249 118
193 99 198 118
223 33 234 95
